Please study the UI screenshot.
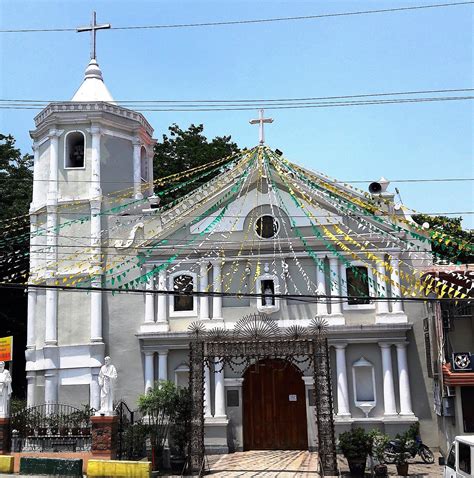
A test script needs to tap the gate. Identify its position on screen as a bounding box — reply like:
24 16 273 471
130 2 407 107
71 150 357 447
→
10 403 93 452
115 401 147 460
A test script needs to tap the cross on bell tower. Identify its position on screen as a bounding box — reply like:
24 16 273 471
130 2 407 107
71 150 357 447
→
77 11 111 60
249 109 274 145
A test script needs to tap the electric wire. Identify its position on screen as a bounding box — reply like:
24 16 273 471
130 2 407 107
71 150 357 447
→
0 2 472 33
0 282 471 302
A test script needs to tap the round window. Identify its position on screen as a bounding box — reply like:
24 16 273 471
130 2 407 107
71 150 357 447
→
255 215 279 238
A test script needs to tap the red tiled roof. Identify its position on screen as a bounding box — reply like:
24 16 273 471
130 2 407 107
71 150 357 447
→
443 363 474 386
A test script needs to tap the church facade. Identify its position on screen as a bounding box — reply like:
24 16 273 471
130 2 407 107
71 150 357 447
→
26 56 440 453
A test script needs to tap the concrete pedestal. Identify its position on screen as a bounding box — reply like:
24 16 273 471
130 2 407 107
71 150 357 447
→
0 418 10 455
204 417 229 454
91 415 118 459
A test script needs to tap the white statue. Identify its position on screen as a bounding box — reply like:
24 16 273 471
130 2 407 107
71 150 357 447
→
98 356 117 415
263 284 274 306
0 361 12 418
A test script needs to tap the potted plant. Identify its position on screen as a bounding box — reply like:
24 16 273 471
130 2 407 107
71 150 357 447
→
138 380 180 471
368 430 389 476
393 432 413 476
169 387 192 473
339 427 372 476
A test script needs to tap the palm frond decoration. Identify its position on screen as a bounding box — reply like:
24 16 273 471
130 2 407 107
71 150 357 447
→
233 313 279 341
206 327 229 341
188 321 206 340
285 324 308 340
308 316 329 338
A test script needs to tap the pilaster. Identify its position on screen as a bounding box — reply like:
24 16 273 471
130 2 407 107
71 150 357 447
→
334 343 351 418
132 138 143 200
379 343 397 416
158 350 168 382
396 343 414 416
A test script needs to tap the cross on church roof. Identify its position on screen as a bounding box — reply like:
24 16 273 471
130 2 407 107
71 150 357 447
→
77 11 111 60
249 109 274 145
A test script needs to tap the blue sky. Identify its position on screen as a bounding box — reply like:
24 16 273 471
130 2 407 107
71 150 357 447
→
0 0 472 227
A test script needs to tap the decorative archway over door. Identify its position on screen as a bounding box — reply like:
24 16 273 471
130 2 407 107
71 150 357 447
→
243 358 307 450
188 315 338 476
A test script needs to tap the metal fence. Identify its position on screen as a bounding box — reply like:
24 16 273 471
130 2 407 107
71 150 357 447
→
10 403 94 452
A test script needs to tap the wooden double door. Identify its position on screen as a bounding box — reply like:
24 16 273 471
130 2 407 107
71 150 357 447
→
243 358 308 450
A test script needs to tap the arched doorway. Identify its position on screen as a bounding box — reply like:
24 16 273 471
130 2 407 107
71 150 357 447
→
243 358 308 450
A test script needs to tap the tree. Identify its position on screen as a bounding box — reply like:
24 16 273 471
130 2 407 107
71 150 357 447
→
412 214 473 264
0 133 33 398
0 134 33 220
153 124 240 203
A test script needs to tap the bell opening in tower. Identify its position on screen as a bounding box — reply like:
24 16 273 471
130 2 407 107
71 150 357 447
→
66 131 85 168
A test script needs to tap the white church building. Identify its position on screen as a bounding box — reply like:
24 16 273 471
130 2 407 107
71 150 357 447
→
25 51 440 453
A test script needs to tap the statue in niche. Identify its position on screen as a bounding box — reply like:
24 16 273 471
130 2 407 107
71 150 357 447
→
0 361 12 418
98 356 118 415
262 281 275 306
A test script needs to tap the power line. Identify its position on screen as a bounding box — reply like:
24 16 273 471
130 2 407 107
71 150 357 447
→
1 96 472 111
1 87 473 104
0 2 472 33
0 282 471 302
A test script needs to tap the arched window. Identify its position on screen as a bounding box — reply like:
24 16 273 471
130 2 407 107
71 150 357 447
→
173 274 194 312
255 215 279 239
65 131 85 168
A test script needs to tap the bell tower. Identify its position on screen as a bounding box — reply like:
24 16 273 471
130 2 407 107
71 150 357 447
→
26 29 155 406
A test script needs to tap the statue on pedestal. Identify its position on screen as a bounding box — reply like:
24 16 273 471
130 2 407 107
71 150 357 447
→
98 356 117 415
0 361 12 418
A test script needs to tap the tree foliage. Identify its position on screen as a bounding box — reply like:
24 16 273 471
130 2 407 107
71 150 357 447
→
412 214 473 264
0 133 32 398
153 124 240 203
0 134 33 220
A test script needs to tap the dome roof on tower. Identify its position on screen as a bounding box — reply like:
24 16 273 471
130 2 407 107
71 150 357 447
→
71 59 116 104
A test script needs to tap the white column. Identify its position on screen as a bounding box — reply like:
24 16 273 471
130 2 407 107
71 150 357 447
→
45 278 58 345
214 357 226 418
31 143 40 207
133 138 143 199
316 258 328 315
47 129 61 204
90 199 103 343
396 343 414 415
144 267 155 324
144 352 155 393
158 350 168 382
45 132 59 346
44 371 58 404
89 125 102 199
212 260 223 320
156 268 168 330
334 344 351 417
27 288 37 349
376 259 390 314
329 257 342 315
379 343 397 416
89 126 103 342
200 261 210 320
147 150 154 196
90 370 100 411
26 373 36 408
390 254 404 313
204 364 212 417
